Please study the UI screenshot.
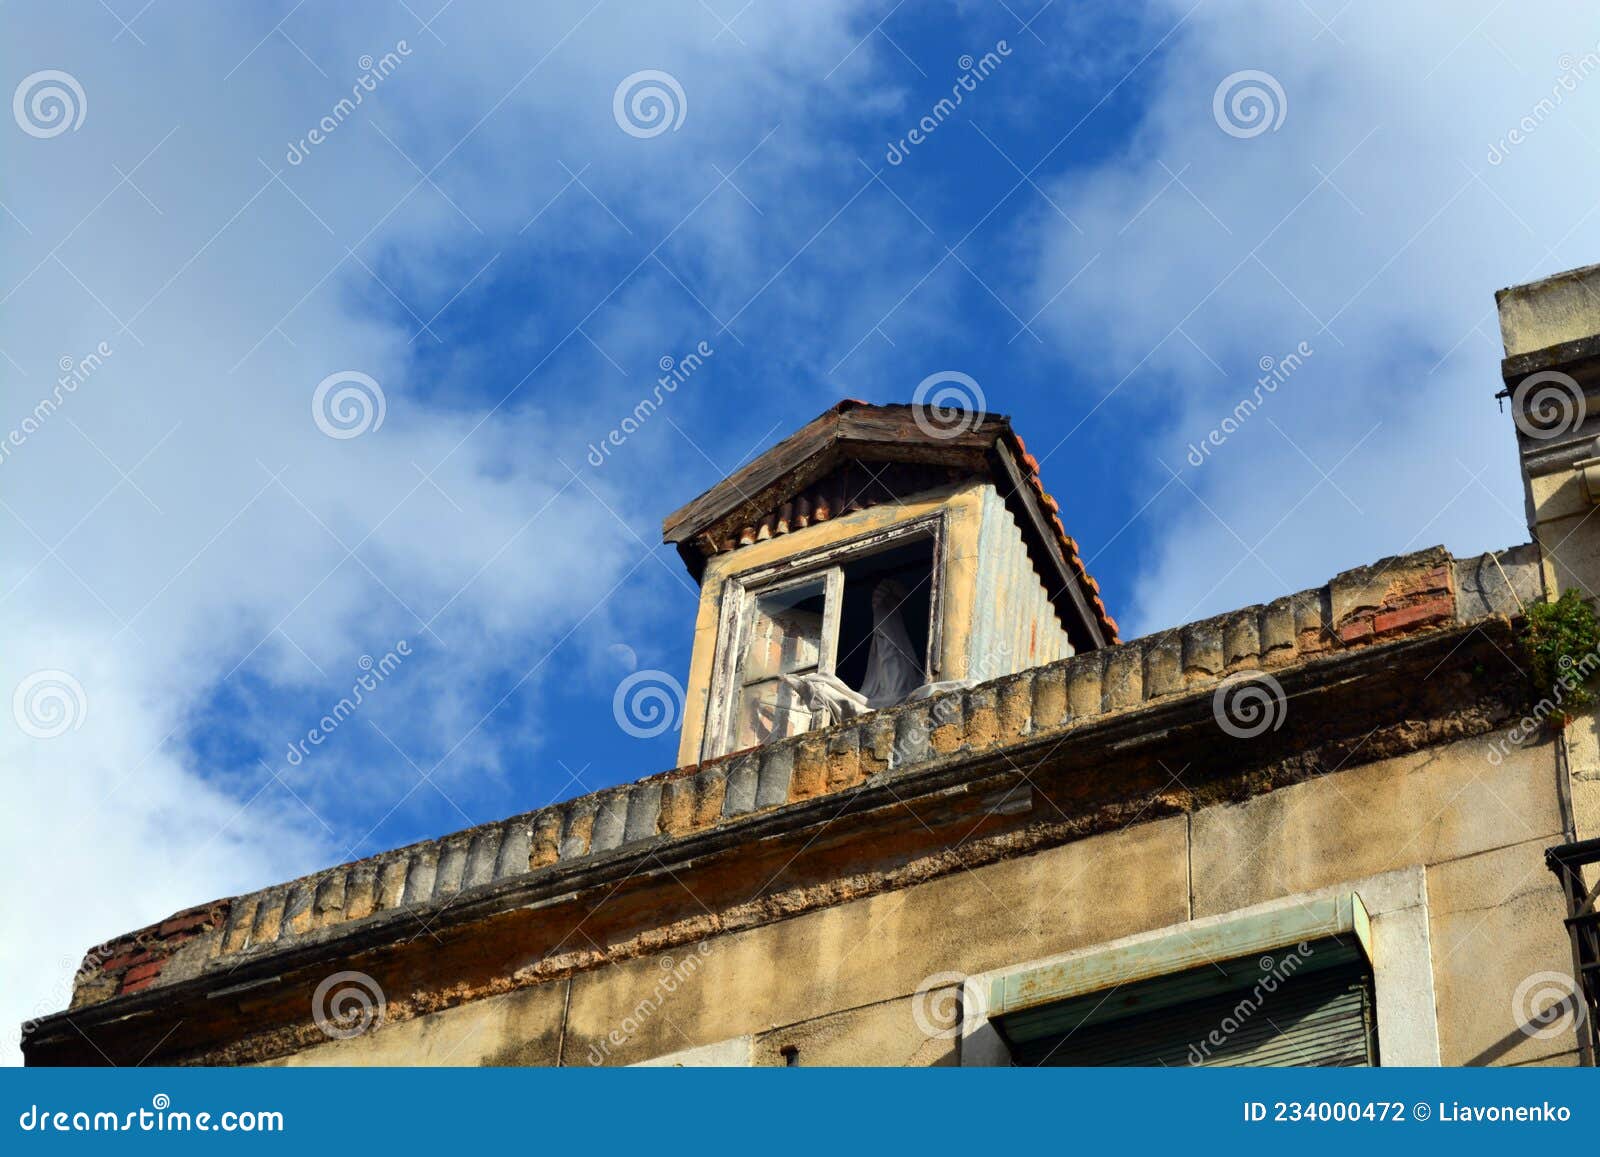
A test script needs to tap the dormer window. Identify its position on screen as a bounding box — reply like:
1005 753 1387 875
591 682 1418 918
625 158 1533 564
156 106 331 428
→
662 402 1117 767
708 519 942 758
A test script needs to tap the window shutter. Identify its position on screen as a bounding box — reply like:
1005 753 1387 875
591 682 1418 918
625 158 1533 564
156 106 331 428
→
1004 941 1376 1068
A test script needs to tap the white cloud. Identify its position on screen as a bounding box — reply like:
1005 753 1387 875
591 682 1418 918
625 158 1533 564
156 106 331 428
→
12 0 1591 1069
0 0 891 1064
1026 0 1600 634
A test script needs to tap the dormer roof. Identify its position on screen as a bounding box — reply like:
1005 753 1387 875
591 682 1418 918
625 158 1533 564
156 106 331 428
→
662 400 1119 649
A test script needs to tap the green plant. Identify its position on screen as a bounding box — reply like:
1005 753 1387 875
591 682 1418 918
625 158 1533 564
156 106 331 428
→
1519 587 1600 717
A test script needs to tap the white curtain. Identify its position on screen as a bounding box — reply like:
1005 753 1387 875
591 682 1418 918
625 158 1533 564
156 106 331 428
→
858 578 923 708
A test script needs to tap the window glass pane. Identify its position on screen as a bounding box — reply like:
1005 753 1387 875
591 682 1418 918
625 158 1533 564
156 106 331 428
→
734 674 816 748
742 580 826 681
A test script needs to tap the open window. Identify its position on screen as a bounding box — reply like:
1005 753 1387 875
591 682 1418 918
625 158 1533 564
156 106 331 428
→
731 570 841 750
706 517 943 758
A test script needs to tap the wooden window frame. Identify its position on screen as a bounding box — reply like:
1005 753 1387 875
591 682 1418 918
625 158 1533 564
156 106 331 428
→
702 512 947 761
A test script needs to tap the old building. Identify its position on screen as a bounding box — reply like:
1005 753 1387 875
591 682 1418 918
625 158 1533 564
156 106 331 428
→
23 269 1600 1068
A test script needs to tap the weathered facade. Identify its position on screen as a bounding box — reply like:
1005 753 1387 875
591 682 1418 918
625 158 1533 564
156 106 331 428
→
23 270 1600 1067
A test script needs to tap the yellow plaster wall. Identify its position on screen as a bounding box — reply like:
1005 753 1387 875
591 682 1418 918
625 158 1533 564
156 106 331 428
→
266 730 1576 1068
675 481 989 765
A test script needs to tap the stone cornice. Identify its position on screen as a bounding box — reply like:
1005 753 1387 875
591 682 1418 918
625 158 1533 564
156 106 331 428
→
23 544 1541 1064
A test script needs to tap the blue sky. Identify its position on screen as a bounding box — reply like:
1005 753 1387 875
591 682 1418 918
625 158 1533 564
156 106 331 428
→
5 0 1599 1059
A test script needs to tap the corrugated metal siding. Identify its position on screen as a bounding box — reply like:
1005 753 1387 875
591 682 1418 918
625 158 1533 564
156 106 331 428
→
970 484 1075 679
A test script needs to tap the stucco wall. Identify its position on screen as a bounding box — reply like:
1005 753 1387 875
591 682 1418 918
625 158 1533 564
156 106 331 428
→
674 479 1087 765
1498 266 1600 846
268 728 1577 1067
675 481 988 766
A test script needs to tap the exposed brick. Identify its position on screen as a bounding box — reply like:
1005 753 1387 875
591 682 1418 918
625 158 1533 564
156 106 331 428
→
119 975 156 995
1338 616 1376 644
156 911 214 938
1374 594 1454 636
164 902 218 923
122 959 164 985
101 949 155 972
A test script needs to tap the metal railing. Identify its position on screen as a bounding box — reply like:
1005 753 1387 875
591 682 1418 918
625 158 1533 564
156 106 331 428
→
1545 837 1600 1065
